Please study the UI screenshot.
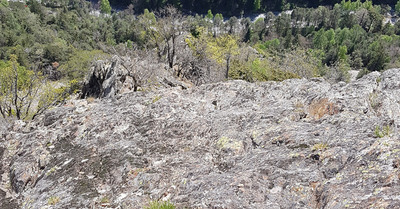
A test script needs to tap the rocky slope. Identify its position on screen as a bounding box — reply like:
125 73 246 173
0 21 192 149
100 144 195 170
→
2 69 400 208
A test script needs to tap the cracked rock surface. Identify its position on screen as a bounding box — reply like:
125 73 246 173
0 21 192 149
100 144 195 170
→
2 69 400 208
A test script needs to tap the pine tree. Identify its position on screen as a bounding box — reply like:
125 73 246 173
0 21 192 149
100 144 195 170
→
206 9 213 20
254 0 261 11
396 0 400 15
100 0 111 14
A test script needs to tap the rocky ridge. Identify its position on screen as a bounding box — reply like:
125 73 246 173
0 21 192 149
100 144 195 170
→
1 69 400 208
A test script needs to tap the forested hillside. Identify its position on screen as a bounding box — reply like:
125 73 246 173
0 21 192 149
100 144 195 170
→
89 0 396 15
1 0 400 120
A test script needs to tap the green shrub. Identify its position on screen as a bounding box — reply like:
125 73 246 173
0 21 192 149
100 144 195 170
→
144 200 175 209
44 38 71 63
60 50 109 82
374 125 391 138
0 55 71 120
48 196 60 205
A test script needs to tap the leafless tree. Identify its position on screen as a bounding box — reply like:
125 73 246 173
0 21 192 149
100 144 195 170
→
153 6 186 68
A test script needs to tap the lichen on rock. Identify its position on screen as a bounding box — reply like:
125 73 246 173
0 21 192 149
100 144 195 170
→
2 69 400 208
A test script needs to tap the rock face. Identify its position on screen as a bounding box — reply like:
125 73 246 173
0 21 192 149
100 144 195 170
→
2 69 400 208
80 55 191 99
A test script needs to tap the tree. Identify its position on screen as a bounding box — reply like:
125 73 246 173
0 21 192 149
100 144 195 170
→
338 45 348 62
241 18 252 42
227 16 238 35
254 0 261 11
0 55 35 119
366 40 389 71
150 6 185 68
0 55 69 120
206 9 213 20
252 18 266 42
61 49 109 82
213 13 223 37
207 34 239 78
100 0 111 14
313 29 328 50
396 0 400 15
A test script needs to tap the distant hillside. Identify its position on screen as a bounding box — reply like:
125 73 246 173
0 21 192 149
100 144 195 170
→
86 0 396 15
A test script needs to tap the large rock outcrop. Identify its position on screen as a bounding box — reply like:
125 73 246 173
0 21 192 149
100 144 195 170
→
80 55 191 99
2 69 400 208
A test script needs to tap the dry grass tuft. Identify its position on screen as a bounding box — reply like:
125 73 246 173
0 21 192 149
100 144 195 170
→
308 98 339 120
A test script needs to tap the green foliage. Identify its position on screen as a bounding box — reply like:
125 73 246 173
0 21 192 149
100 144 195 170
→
48 196 60 205
356 68 369 79
0 55 70 120
396 1 400 15
375 125 391 138
126 40 133 48
136 9 157 48
257 39 281 51
340 0 372 11
185 27 208 59
207 34 239 77
366 40 390 71
338 45 348 62
1 0 400 95
61 50 109 82
151 95 162 103
368 92 380 111
207 34 239 65
100 196 110 204
281 0 290 11
44 38 71 63
206 10 213 20
100 0 112 14
278 49 323 78
254 0 261 11
312 143 328 151
144 200 175 209
250 58 300 81
229 56 301 82
186 29 239 77
0 0 8 7
0 55 35 119
333 61 351 82
214 13 223 23
313 29 328 50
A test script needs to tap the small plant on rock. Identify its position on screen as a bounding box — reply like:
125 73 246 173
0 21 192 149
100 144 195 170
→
100 196 110 204
152 95 162 103
369 92 381 111
48 196 60 205
144 200 175 209
374 125 391 138
312 143 328 151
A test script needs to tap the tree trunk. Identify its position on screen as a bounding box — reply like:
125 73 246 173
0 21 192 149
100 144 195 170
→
226 55 231 79
171 35 176 68
12 63 20 119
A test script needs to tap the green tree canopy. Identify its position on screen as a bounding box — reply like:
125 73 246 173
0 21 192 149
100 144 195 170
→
100 0 112 14
396 0 400 15
0 0 8 7
254 0 261 11
206 9 213 20
0 55 71 120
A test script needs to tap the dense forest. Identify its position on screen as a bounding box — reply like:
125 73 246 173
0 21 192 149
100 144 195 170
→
1 0 400 120
89 0 396 15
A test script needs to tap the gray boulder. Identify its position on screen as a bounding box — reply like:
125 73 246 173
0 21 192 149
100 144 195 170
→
80 55 191 99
